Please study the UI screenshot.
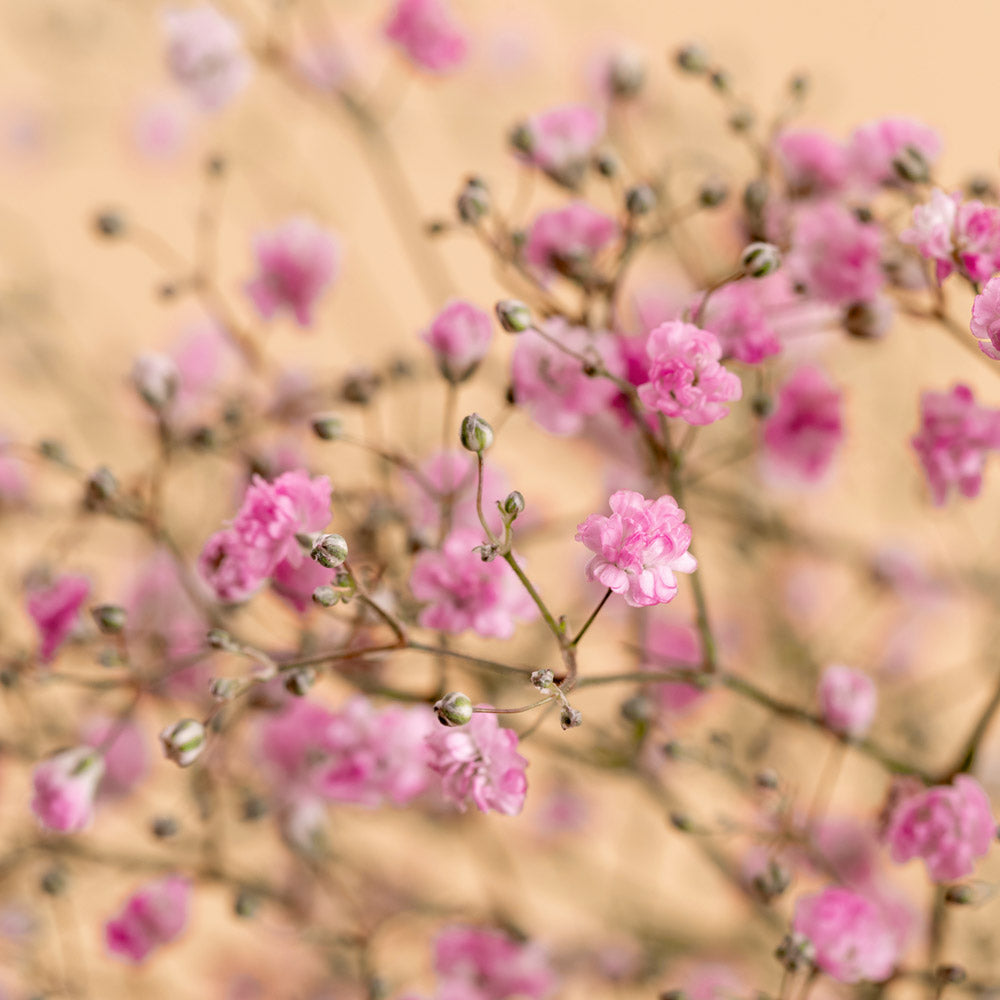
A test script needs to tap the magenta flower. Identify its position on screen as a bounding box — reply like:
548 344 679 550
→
848 116 941 188
422 299 493 383
775 128 848 198
691 276 789 365
524 201 619 281
31 747 105 833
105 875 191 963
410 530 536 639
884 775 994 882
575 490 697 608
817 665 876 739
163 5 251 112
762 365 843 485
434 925 556 1000
971 274 1000 359
425 712 529 816
384 0 468 74
27 573 90 663
637 321 742 426
245 217 340 327
792 887 900 983
518 104 604 188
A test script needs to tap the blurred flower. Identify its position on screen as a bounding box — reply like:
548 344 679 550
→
515 104 603 188
775 128 848 198
524 202 618 281
847 116 941 188
27 574 90 663
105 875 191 962
422 300 493 383
434 925 556 999
31 748 104 834
817 665 876 738
384 0 468 74
971 273 1000 358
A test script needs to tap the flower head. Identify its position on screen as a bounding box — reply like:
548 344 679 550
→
775 129 848 198
384 0 468 74
422 300 493 383
105 876 191 963
524 202 618 281
434 925 556 999
27 574 90 663
516 104 603 188
817 665 876 738
971 273 1000 359
31 747 105 833
848 116 941 188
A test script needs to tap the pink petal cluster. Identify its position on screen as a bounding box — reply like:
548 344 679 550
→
637 321 742 426
524 202 619 281
425 712 529 816
911 385 1000 505
692 275 789 365
884 775 994 882
410 530 536 638
762 366 843 484
519 104 603 188
817 664 877 739
775 129 848 198
27 573 90 663
245 217 340 327
788 201 884 307
105 876 191 963
792 887 900 983
384 0 468 74
422 300 493 383
31 747 105 833
198 470 332 603
848 116 942 188
971 274 1000 359
434 925 556 999
163 5 251 112
575 490 697 608
511 319 623 435
641 622 705 715
81 717 149 799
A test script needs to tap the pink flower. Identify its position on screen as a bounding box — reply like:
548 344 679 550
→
911 384 1000 505
198 528 264 603
270 556 335 613
792 887 900 983
971 274 1000 359
245 217 340 327
884 775 994 882
641 622 705 715
788 201 884 307
524 202 619 281
848 116 942 188
422 300 493 383
775 129 848 198
81 717 149 799
817 665 876 738
637 321 742 426
31 748 104 833
105 876 191 963
410 530 536 639
384 0 468 74
691 276 789 365
426 713 529 816
163 5 250 112
434 925 556 1000
511 319 623 435
575 490 697 608
518 104 604 188
27 574 90 663
762 366 843 484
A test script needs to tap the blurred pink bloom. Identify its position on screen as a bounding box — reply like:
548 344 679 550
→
245 217 340 327
270 556 335 613
524 202 619 280
641 621 705 714
434 925 556 999
681 963 745 1000
411 529 536 638
848 116 941 188
81 717 149 799
884 775 994 882
971 274 1000 359
638 321 742 426
518 104 603 188
817 664 876 738
422 299 493 383
775 128 848 198
692 275 788 365
31 747 104 833
198 529 261 603
384 0 468 74
27 574 90 663
792 886 900 983
169 321 233 422
131 94 189 160
426 713 529 816
911 384 1000 505
105 875 191 963
163 5 250 111
575 490 696 608
762 365 843 484
511 319 623 435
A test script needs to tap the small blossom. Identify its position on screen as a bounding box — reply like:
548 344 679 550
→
105 875 191 963
817 665 876 738
426 712 529 816
524 201 619 281
848 117 942 189
884 775 994 882
775 128 848 198
637 321 742 426
516 104 604 188
384 0 468 74
245 217 340 327
434 925 556 999
422 300 493 383
31 748 105 833
575 490 697 608
160 719 206 767
197 529 262 604
971 274 1000 359
692 275 790 365
27 574 90 663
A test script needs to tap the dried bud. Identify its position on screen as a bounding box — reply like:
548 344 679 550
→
460 413 494 453
131 353 180 411
741 242 782 278
84 466 118 508
502 490 525 517
750 858 791 902
560 705 583 730
284 666 316 697
311 413 343 440
625 184 657 216
312 585 340 608
159 718 206 767
531 669 554 690
675 44 709 74
495 299 532 333
91 604 126 634
311 533 348 569
457 176 490 224
698 178 729 208
776 933 815 972
435 692 474 727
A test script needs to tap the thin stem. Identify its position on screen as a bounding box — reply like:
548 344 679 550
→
502 548 563 644
571 589 612 648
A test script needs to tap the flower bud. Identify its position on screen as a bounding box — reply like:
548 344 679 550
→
460 413 494 453
936 966 967 985
776 933 815 972
40 867 67 896
593 150 620 178
892 145 930 184
284 667 316 697
508 121 534 156
741 241 782 278
495 299 532 333
503 490 525 517
675 44 709 74
91 604 126 634
84 466 118 509
531 669 554 690
944 885 975 905
560 705 583 730
151 815 179 838
132 353 180 411
607 48 645 99
698 178 729 208
843 299 892 340
728 107 754 132
206 627 235 650
209 677 240 702
620 694 651 724
94 210 126 238
434 692 474 727
159 719 206 767
312 585 340 607
457 176 490 224
311 413 343 440
625 184 657 216
310 533 348 569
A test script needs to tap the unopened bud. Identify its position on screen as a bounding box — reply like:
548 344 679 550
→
311 413 343 440
40 867 67 896
621 694 652 724
94 210 125 238
495 299 532 333
776 932 814 972
675 44 709 74
502 490 525 517
159 718 206 767
709 70 730 92
508 121 534 156
607 48 645 99
754 768 779 790
434 692 474 727
131 353 179 411
84 466 118 509
743 178 769 216
531 668 554 690
91 604 126 634
312 585 340 608
741 242 782 278
284 667 316 697
944 885 975 905
310 533 348 569
728 107 755 132
593 150 620 178
750 859 791 902
209 677 240 702
625 184 656 216
699 178 729 208
843 298 892 340
892 145 930 184
151 815 178 838
789 73 809 97
206 628 234 650
669 812 693 832
234 888 259 918
457 176 490 224
460 413 494 453
560 705 583 730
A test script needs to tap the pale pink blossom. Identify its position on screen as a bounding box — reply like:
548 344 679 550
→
30 747 104 833
817 665 876 739
81 717 149 799
762 366 843 484
198 528 264 603
422 300 493 383
410 530 536 639
775 129 848 198
27 574 90 663
692 275 790 365
884 775 994 882
426 713 529 816
575 490 697 608
848 117 941 188
245 217 340 327
971 274 1000 359
270 555 335 613
792 887 900 983
163 5 250 112
524 202 619 281
169 321 234 423
434 925 556 999
637 321 742 426
105 876 191 963
641 621 705 715
518 104 603 188
384 0 468 74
